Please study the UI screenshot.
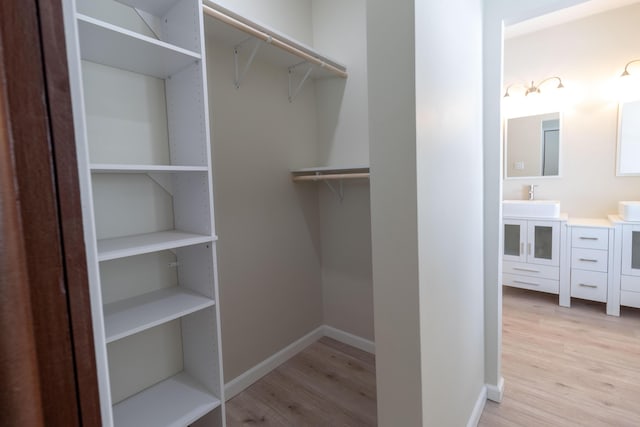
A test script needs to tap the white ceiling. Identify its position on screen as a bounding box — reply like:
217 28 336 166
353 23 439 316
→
505 0 640 38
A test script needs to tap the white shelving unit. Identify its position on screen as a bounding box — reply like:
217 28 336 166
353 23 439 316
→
62 0 225 425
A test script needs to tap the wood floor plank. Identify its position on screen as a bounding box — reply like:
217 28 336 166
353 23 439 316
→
227 287 640 426
479 287 640 427
226 337 377 426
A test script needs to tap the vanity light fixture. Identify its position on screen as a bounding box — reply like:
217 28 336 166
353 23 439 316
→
503 76 565 98
620 59 640 77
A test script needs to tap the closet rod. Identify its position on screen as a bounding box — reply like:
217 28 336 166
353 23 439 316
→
292 173 370 182
202 2 348 79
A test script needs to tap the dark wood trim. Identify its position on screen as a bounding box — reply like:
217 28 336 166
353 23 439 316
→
0 28 46 427
0 0 101 425
37 1 102 424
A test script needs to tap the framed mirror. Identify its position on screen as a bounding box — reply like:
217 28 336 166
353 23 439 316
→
504 112 561 179
617 99 640 176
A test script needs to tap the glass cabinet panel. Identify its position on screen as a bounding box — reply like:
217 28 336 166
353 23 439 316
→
632 231 640 270
533 225 553 260
504 224 521 257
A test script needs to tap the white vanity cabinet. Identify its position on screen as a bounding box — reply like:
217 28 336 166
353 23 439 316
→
503 218 565 296
567 220 613 310
610 217 640 314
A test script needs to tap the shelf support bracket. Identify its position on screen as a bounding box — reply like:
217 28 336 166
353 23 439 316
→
134 8 163 40
148 173 173 196
288 62 313 103
234 38 265 89
320 176 344 202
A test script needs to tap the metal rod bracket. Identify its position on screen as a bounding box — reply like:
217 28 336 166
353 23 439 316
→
319 173 343 202
288 62 314 102
234 38 262 89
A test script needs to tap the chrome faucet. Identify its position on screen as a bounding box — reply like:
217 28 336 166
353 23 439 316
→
528 184 538 200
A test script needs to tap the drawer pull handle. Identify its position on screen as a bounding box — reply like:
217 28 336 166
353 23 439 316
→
513 267 540 273
528 243 532 256
579 258 598 263
579 237 598 241
514 280 540 286
579 283 598 289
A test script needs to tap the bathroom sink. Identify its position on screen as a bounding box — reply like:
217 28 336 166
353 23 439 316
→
503 200 561 218
619 201 640 221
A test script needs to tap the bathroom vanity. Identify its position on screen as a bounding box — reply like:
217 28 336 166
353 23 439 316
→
503 201 640 316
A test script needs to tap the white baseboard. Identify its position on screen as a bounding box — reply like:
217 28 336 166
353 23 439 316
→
224 325 375 400
486 376 504 402
224 326 324 400
466 385 487 427
322 325 375 354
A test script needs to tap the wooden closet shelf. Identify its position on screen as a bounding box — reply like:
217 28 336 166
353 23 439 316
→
291 166 370 182
104 287 215 343
202 1 347 80
97 231 215 262
77 14 200 79
90 164 208 173
112 372 221 427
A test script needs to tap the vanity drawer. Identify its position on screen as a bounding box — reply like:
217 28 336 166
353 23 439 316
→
503 261 559 280
571 227 608 250
621 290 640 309
571 248 607 272
621 275 640 293
570 269 607 302
503 273 559 294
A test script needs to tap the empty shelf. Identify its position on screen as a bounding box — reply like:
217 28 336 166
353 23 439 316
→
97 231 214 261
104 288 215 343
91 164 208 173
112 372 221 427
77 14 200 79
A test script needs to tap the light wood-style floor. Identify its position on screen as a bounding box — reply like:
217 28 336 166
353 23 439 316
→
225 337 377 426
227 288 640 426
479 287 640 426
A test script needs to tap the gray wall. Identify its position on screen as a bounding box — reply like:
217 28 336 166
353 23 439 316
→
206 0 375 384
206 36 324 382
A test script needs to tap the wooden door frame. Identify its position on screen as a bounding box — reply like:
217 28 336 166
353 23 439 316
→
0 0 101 425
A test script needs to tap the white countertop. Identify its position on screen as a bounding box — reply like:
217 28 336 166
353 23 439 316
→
568 217 613 228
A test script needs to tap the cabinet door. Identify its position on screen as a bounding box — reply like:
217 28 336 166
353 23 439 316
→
622 224 640 277
527 221 559 266
503 220 526 263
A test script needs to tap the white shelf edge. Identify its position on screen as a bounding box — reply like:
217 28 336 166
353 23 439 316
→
90 164 208 173
112 372 221 427
291 166 370 174
291 166 370 182
104 287 215 343
292 173 370 182
97 231 216 262
76 13 200 78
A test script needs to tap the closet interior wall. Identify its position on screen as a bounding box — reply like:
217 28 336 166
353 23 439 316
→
205 0 374 382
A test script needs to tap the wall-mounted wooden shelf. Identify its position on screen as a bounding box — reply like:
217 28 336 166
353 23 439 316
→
291 166 370 182
291 167 370 201
202 0 347 95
